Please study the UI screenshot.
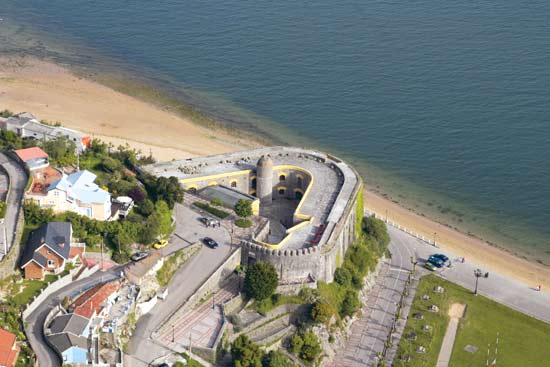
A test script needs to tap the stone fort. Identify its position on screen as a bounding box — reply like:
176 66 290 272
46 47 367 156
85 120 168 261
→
144 147 363 284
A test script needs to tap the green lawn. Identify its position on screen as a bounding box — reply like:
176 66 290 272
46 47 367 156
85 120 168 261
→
12 274 59 306
395 274 550 367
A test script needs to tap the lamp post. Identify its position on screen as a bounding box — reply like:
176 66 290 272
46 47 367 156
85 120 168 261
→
172 324 175 343
473 268 488 295
433 232 437 247
410 255 418 274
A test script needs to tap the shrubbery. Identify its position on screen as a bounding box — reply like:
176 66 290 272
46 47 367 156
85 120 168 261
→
235 218 252 228
234 199 253 218
310 301 334 324
230 335 292 367
194 202 230 219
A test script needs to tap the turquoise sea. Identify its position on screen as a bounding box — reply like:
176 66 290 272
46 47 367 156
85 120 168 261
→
1 0 549 265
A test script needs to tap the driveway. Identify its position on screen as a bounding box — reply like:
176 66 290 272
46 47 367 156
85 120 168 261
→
0 152 27 258
25 267 123 366
126 203 234 367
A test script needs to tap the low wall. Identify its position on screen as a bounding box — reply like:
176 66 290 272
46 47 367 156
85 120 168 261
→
23 267 79 320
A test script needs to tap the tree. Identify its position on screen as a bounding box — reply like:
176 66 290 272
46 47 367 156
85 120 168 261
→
128 186 146 203
234 199 253 218
136 199 155 217
0 109 13 118
334 267 352 287
244 261 278 301
154 176 184 209
231 334 263 367
340 289 360 317
362 216 390 250
40 136 77 167
310 301 334 324
262 350 292 367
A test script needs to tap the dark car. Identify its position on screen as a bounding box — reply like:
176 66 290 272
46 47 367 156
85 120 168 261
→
131 251 149 262
203 237 219 249
428 255 445 268
433 253 449 262
424 262 437 271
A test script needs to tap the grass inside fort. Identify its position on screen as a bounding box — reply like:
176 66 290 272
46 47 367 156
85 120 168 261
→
395 274 550 367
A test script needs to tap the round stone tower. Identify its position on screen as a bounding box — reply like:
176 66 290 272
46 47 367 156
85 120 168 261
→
256 155 273 206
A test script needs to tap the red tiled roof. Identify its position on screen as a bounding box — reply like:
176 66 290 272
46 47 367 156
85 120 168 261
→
0 328 19 367
14 146 48 162
70 281 121 319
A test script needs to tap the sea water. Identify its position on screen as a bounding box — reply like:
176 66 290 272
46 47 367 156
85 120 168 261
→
1 0 549 264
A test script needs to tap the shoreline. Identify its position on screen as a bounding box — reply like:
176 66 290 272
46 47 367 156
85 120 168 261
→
1 56 549 290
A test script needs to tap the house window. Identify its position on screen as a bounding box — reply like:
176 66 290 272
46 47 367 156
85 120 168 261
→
279 174 286 182
48 200 55 205
54 191 60 197
47 260 55 267
278 188 285 195
231 180 237 188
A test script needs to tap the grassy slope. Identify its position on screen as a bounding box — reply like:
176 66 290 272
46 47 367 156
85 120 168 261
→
395 274 550 367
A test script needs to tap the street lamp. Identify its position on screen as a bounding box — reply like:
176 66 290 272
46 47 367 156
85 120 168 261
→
473 268 489 295
172 324 175 343
410 255 418 273
433 232 437 247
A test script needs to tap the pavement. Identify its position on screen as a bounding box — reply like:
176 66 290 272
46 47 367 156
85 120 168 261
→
125 203 235 367
386 225 550 323
25 267 123 366
157 280 239 348
0 152 27 258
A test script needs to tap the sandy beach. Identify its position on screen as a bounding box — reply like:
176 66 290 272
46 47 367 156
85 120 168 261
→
1 56 549 290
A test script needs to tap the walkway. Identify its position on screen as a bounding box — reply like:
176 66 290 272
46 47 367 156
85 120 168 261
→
436 303 466 367
329 232 415 367
157 280 239 348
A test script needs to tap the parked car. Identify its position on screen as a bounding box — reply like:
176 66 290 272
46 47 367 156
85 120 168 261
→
428 255 445 268
153 239 168 249
131 251 149 262
433 253 449 262
202 237 219 249
200 217 219 227
424 262 438 271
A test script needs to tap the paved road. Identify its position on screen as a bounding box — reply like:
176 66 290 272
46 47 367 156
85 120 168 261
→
387 225 550 323
126 203 234 367
25 267 123 366
0 152 27 258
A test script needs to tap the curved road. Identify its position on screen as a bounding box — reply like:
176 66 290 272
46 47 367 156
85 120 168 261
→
0 152 27 258
25 266 123 366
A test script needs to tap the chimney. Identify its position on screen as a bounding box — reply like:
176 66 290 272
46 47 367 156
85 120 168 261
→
40 237 45 244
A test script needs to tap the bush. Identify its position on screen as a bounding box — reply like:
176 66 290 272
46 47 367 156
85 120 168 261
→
211 198 224 206
340 289 360 318
235 218 252 228
194 202 230 219
334 267 352 287
290 331 322 364
362 216 390 251
310 301 334 324
244 262 278 301
289 333 304 354
300 331 322 363
234 199 253 218
231 334 263 367
0 201 6 219
262 350 292 367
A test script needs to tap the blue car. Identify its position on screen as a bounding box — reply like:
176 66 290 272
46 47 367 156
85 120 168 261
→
428 255 445 268
433 253 449 262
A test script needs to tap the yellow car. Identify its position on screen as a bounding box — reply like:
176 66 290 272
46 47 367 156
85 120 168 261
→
153 239 168 249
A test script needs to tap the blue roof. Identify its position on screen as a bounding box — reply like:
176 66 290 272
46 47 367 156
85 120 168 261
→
48 170 109 204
